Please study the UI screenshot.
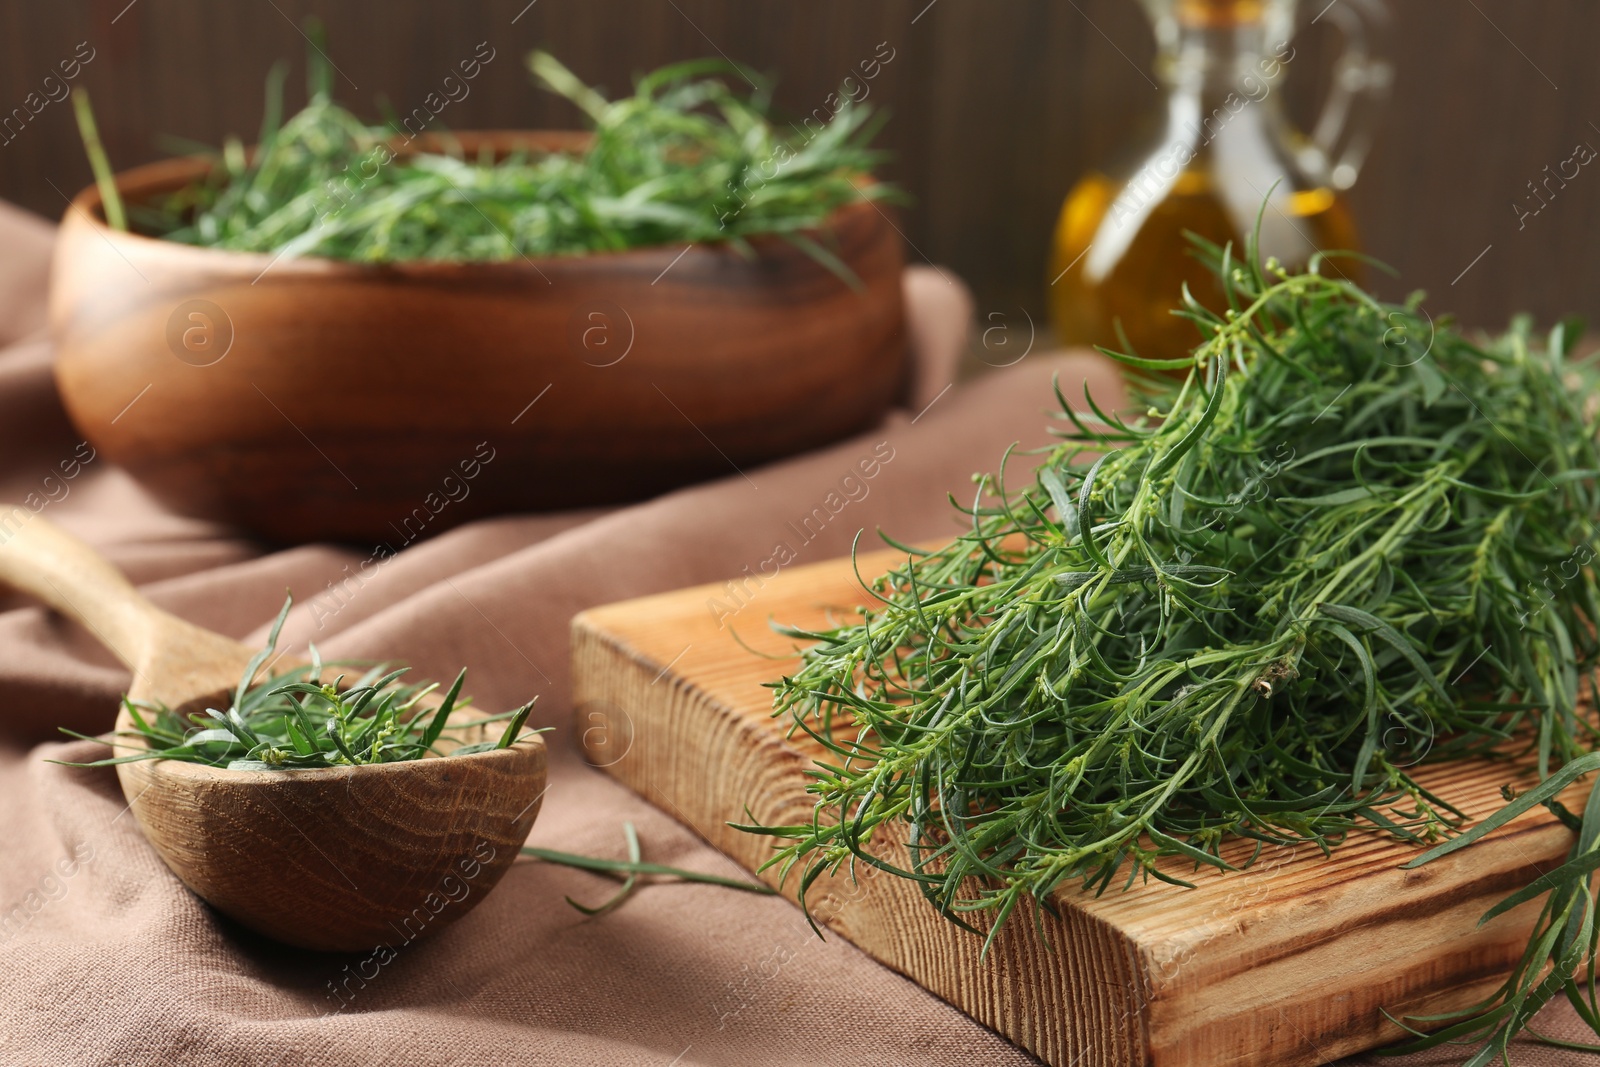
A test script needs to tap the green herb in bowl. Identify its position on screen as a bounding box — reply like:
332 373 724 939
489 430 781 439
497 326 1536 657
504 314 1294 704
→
59 596 535 770
58 38 910 545
118 44 897 277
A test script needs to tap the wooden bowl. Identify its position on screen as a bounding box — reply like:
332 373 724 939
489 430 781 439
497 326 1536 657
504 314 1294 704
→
48 132 908 545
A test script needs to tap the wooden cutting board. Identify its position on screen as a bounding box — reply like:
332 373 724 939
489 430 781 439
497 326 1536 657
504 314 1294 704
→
571 550 1584 1067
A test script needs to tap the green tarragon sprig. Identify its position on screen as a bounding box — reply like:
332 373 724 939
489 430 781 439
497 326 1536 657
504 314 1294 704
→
60 596 536 770
125 44 897 279
744 235 1600 1060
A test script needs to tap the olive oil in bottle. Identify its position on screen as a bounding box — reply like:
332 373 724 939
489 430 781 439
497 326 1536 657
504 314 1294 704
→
1049 0 1387 360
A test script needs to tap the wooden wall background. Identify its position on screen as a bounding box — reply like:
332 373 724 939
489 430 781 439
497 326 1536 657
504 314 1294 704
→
1 0 1595 334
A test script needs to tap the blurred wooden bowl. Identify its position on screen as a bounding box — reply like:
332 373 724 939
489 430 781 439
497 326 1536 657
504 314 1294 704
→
49 132 908 546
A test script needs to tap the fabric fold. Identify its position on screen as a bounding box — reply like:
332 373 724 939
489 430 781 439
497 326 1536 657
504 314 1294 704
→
0 203 1576 1067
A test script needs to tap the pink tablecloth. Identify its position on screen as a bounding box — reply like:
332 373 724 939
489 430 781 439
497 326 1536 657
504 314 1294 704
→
0 199 1584 1066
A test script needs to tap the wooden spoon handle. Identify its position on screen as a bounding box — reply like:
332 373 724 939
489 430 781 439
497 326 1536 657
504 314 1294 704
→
0 508 162 672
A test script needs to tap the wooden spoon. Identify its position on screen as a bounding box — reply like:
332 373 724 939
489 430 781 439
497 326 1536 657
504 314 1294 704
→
0 511 546 951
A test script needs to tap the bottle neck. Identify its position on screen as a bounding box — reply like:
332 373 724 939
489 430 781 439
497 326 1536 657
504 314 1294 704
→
1152 0 1295 112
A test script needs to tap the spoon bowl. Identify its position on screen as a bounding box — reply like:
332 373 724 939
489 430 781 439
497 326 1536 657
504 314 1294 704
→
0 509 546 951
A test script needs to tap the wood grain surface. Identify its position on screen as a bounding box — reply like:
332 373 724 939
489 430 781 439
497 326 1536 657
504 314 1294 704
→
572 549 1587 1067
1 0 1596 333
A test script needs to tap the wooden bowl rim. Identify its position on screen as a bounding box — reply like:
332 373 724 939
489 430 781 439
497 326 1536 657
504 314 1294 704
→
64 128 884 279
